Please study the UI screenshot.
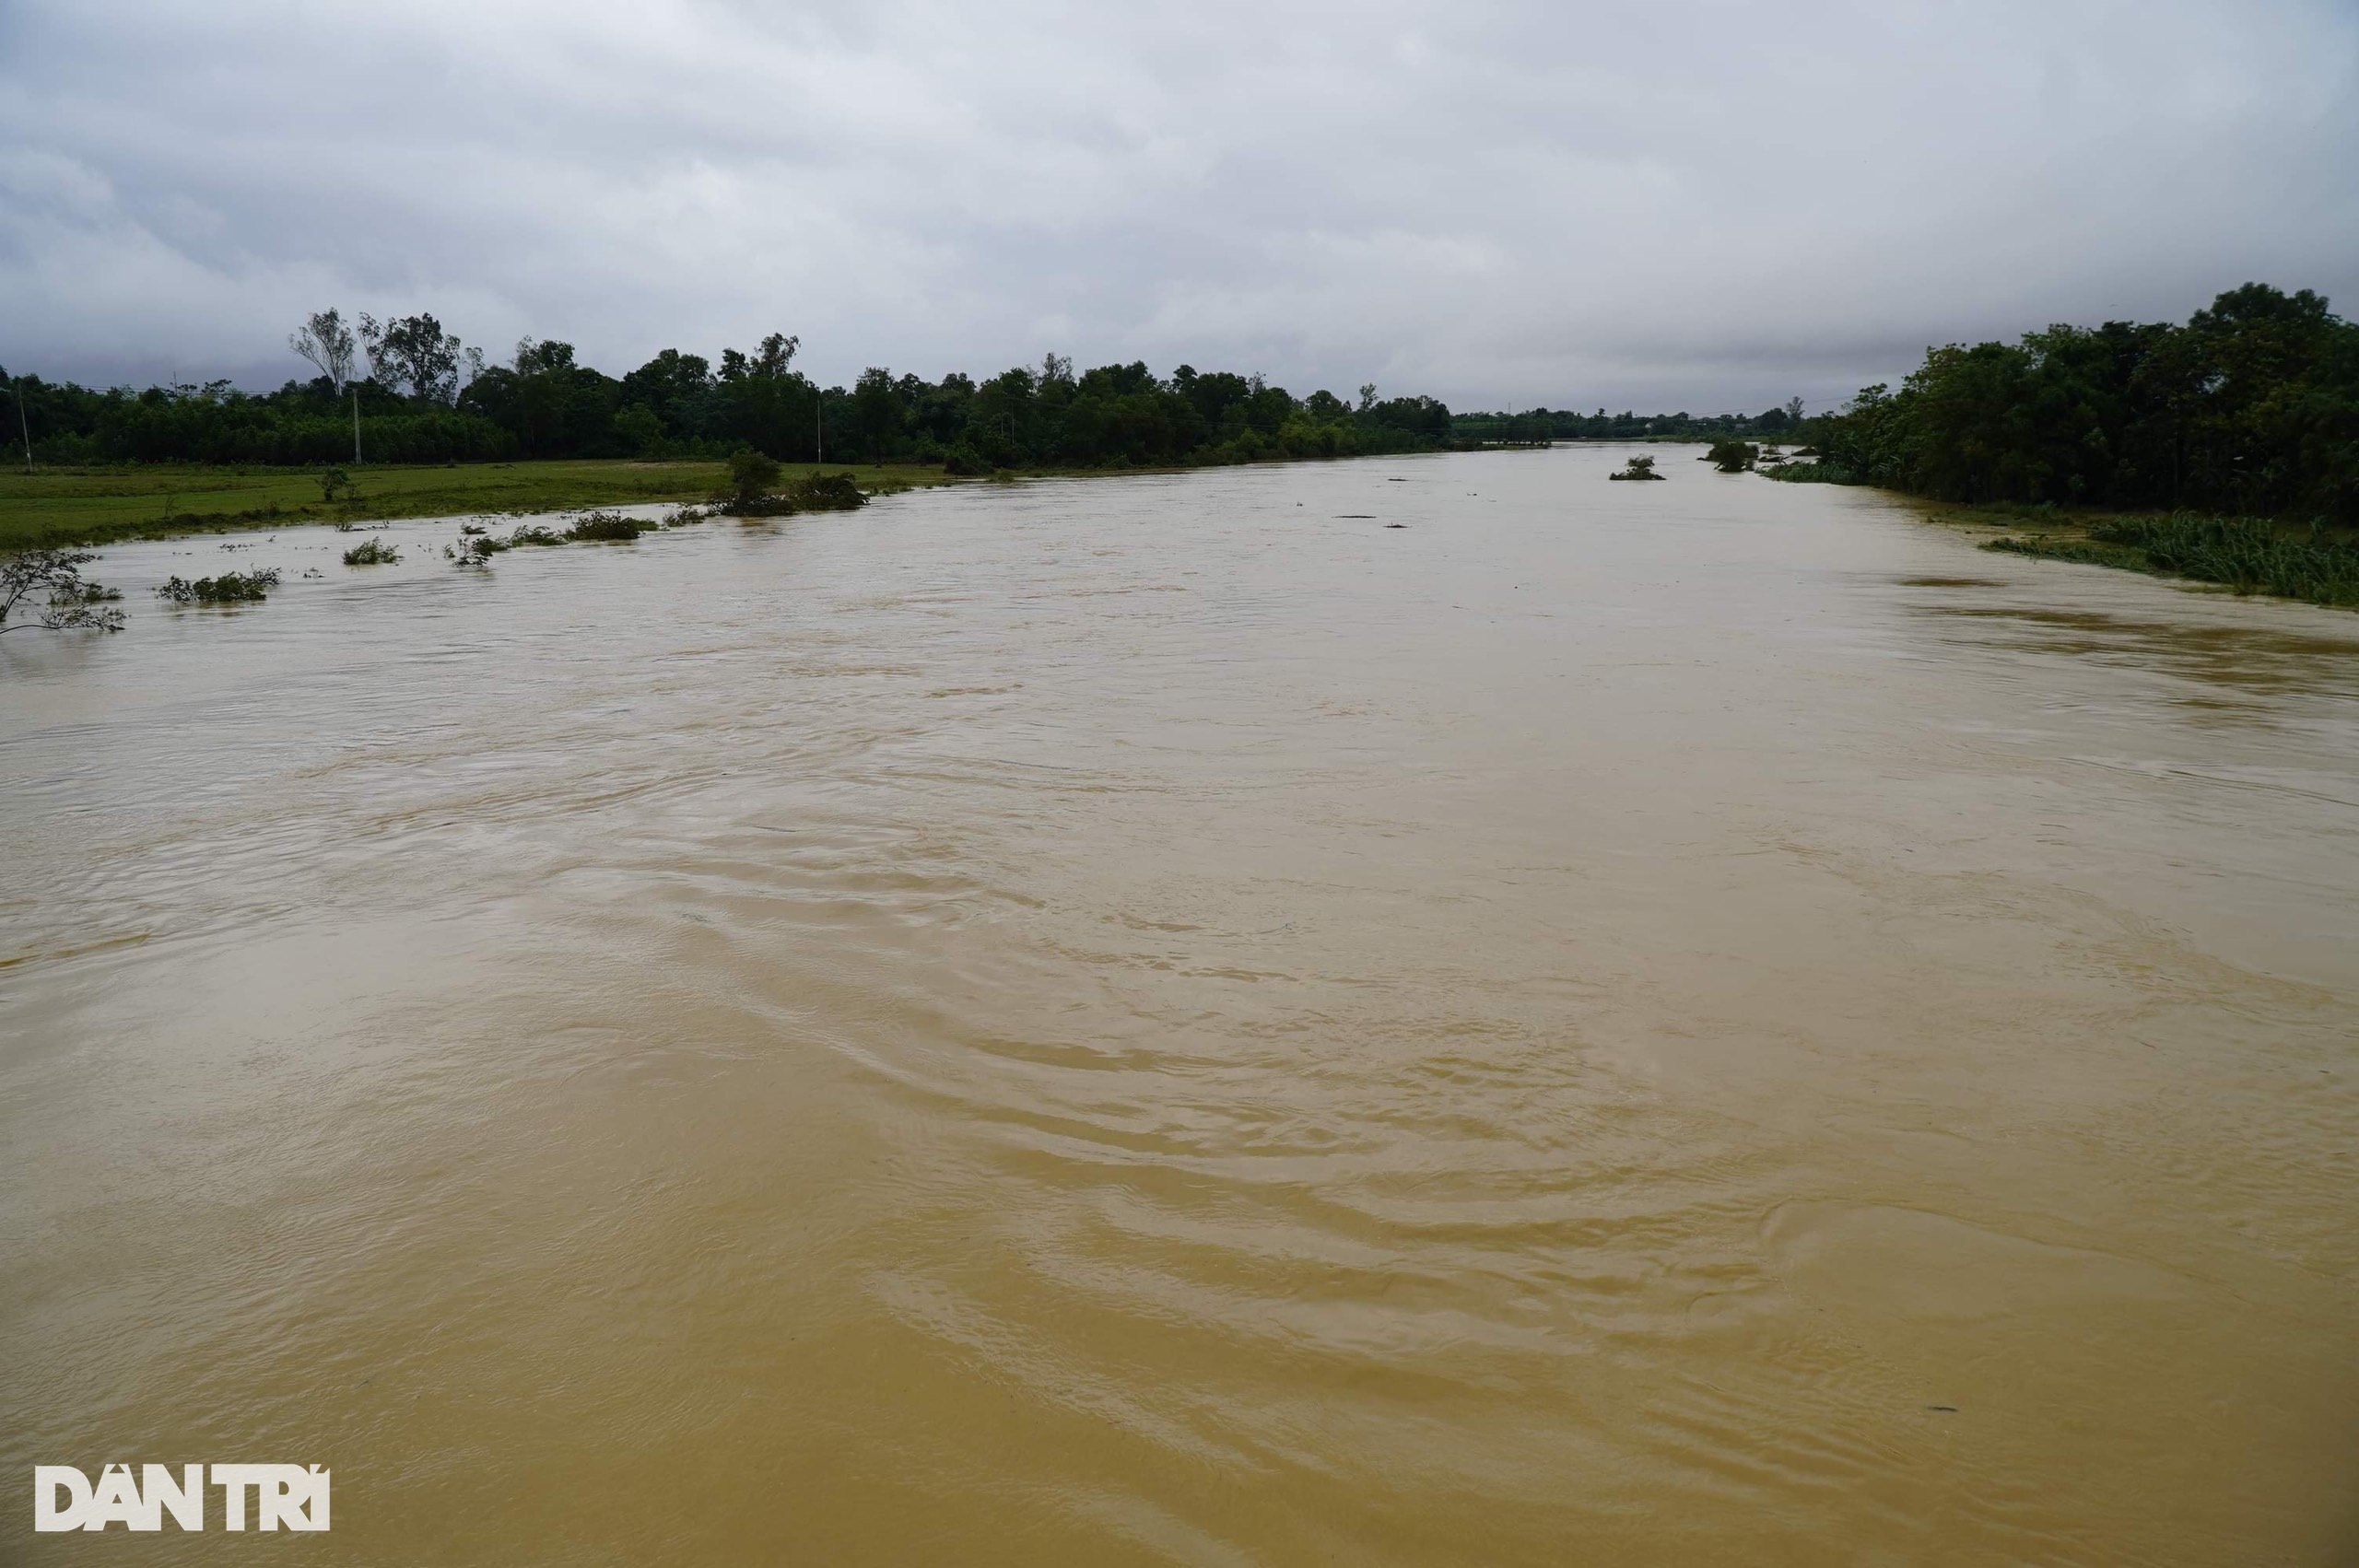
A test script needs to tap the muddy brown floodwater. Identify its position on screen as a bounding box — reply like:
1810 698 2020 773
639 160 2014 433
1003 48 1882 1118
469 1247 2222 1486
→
4 449 2357 1564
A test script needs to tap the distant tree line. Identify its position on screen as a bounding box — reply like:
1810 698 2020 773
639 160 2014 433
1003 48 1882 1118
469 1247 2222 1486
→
1451 402 1809 446
2 314 1454 473
1802 283 2358 521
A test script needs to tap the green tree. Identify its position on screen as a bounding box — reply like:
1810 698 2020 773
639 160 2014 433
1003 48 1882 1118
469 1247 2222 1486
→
361 312 468 403
727 447 780 507
851 367 903 461
1 549 125 633
289 309 358 394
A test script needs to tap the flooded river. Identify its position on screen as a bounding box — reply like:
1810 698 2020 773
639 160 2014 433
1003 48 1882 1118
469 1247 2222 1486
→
5 449 2356 1564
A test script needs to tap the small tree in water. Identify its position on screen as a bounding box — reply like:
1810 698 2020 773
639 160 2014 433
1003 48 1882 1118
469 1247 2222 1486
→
0 549 126 633
1610 454 1664 481
728 447 781 509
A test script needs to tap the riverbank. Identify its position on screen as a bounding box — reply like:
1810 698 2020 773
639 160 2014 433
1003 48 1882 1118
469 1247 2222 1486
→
1912 499 2359 610
0 449 1473 554
0 458 961 553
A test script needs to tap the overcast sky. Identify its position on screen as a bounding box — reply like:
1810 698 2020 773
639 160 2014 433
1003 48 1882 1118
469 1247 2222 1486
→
3 0 2354 412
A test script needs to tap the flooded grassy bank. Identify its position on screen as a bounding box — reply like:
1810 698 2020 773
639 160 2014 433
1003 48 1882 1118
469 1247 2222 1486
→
0 458 955 553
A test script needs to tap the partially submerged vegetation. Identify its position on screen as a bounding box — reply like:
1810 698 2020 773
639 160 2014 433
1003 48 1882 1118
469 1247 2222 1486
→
0 457 941 553
1764 460 1860 485
715 449 872 517
452 511 643 563
157 568 280 603
0 549 125 634
341 536 401 565
1705 439 1758 473
562 512 646 542
441 469 873 568
1610 455 1664 481
723 448 782 512
1982 513 2359 608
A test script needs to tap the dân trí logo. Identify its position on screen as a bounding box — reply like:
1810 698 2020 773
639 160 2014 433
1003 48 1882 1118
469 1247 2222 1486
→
33 1464 329 1532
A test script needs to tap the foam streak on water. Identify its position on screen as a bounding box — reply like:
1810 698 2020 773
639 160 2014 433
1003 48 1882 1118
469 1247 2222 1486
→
4 450 2357 1564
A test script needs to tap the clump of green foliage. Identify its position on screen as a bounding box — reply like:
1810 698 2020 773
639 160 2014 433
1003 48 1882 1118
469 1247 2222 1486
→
715 453 872 517
1 549 127 633
1609 455 1663 481
1705 439 1759 473
1763 460 1861 485
157 567 281 603
1812 282 2359 521
790 473 868 510
563 511 646 542
723 448 783 512
1985 513 2359 606
319 466 354 502
342 536 401 565
449 512 647 564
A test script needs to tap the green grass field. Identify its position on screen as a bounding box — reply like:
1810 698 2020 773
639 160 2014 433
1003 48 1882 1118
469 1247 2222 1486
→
0 459 961 552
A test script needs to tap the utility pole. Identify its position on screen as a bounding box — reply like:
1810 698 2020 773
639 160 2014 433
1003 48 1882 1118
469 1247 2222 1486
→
816 398 824 466
15 377 30 474
352 386 362 465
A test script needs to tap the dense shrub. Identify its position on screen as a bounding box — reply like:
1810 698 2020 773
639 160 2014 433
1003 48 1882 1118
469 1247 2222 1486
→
157 568 280 603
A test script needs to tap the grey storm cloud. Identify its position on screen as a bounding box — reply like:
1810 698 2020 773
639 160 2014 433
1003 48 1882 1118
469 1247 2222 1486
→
3 0 2355 412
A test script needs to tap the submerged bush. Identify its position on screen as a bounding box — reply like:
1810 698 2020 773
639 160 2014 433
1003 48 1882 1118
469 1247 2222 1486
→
564 511 646 542
1763 461 1861 485
157 568 281 603
790 473 869 511
1609 455 1663 482
726 447 781 509
1705 439 1759 473
715 463 873 517
342 537 401 566
450 513 646 564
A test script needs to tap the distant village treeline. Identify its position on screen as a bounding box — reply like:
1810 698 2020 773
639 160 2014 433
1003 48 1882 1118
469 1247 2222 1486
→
1 322 1472 473
3 310 1824 475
